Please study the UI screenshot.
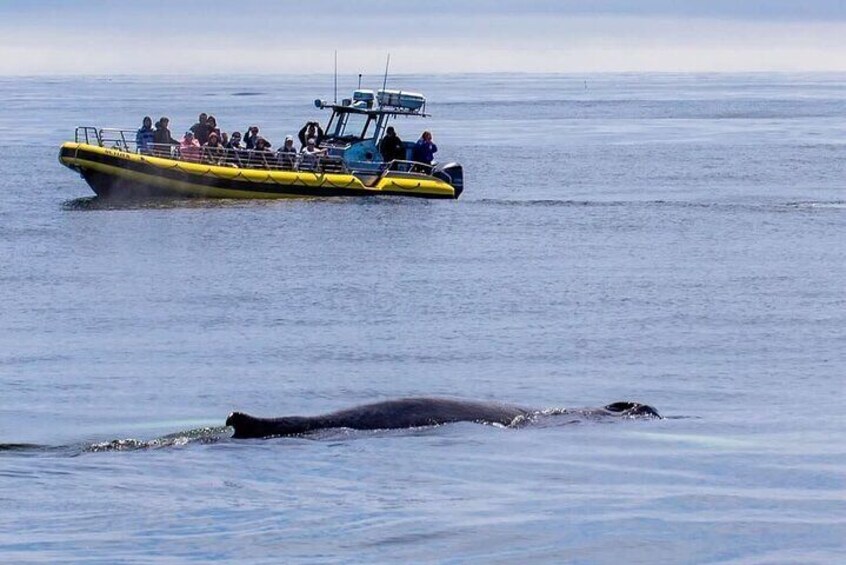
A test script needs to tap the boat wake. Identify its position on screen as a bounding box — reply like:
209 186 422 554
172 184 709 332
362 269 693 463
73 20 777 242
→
473 198 846 212
0 426 229 457
84 426 229 453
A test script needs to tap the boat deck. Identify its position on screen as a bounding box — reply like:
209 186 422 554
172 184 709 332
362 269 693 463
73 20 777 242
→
78 127 434 178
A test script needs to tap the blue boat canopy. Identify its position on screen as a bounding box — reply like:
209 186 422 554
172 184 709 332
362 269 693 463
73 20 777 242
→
315 88 431 169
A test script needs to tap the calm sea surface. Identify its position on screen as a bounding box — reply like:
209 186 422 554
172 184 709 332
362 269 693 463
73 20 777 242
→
0 73 844 563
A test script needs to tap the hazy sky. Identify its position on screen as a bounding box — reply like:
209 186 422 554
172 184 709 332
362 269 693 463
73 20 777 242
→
2 1 845 74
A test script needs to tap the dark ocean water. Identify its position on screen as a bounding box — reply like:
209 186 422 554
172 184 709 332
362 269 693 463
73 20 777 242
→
0 73 844 563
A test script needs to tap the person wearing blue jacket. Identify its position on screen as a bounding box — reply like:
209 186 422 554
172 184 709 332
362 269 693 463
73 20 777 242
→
411 131 437 165
136 116 155 154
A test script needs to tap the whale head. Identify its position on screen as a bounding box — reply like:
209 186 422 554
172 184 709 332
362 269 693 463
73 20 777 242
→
604 402 661 418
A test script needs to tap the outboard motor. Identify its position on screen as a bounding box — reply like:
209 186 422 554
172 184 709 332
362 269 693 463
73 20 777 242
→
433 162 464 198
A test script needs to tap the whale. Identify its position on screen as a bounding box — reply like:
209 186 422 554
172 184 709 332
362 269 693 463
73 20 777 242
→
225 397 660 439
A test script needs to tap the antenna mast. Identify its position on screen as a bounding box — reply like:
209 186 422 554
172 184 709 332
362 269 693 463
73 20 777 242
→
333 50 338 104
381 53 391 94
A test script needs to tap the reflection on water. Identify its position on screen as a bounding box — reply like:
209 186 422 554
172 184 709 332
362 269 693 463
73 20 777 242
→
60 194 410 210
62 196 286 211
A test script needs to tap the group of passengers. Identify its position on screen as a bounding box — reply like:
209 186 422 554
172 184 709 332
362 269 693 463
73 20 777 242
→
379 127 438 167
136 113 438 169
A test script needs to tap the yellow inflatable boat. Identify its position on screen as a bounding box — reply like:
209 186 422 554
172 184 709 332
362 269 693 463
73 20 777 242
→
59 140 460 199
59 88 464 200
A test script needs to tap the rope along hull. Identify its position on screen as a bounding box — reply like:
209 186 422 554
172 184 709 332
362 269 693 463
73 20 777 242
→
59 143 458 200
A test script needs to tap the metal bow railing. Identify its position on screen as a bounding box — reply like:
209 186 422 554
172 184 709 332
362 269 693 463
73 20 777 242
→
73 127 349 174
71 127 436 177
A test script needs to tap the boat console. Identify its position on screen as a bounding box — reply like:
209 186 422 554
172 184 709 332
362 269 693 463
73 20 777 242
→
315 88 437 172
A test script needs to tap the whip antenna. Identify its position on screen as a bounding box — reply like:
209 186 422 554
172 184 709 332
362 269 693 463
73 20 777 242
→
333 50 338 104
382 53 391 94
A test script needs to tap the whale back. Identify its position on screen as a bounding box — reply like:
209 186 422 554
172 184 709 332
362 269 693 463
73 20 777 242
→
226 398 660 439
227 397 528 439
319 397 527 430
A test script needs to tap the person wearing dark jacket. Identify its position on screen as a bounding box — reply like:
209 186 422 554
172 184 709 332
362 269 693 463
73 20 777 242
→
190 112 210 145
149 117 177 157
225 131 243 149
206 115 221 139
379 126 405 163
298 121 325 149
244 126 260 150
153 117 179 146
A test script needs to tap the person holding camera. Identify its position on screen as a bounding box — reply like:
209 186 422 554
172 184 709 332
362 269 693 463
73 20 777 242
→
412 130 438 165
298 121 325 149
244 126 260 150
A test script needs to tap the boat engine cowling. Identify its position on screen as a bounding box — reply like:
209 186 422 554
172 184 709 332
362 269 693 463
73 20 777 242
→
433 162 464 198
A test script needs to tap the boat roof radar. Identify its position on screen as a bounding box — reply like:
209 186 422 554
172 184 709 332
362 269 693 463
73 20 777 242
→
352 89 375 108
377 89 426 112
314 89 426 114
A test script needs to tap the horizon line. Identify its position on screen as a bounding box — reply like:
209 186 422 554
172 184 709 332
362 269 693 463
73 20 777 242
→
5 70 846 79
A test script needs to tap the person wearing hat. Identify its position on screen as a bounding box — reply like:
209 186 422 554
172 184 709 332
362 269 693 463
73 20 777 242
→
204 131 222 147
299 137 326 171
254 137 273 152
225 131 243 150
203 132 225 165
276 135 298 169
180 130 201 162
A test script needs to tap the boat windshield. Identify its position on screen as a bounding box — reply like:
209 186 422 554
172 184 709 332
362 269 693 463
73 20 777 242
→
336 112 374 141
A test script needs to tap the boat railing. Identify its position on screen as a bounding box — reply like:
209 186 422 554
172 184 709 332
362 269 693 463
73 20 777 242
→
98 128 136 151
144 143 349 174
74 127 137 152
71 126 347 173
384 160 435 175
72 127 434 176
74 126 103 146
340 159 438 183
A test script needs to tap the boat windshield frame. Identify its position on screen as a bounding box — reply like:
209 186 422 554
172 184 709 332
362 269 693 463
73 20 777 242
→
326 109 376 144
323 104 429 145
